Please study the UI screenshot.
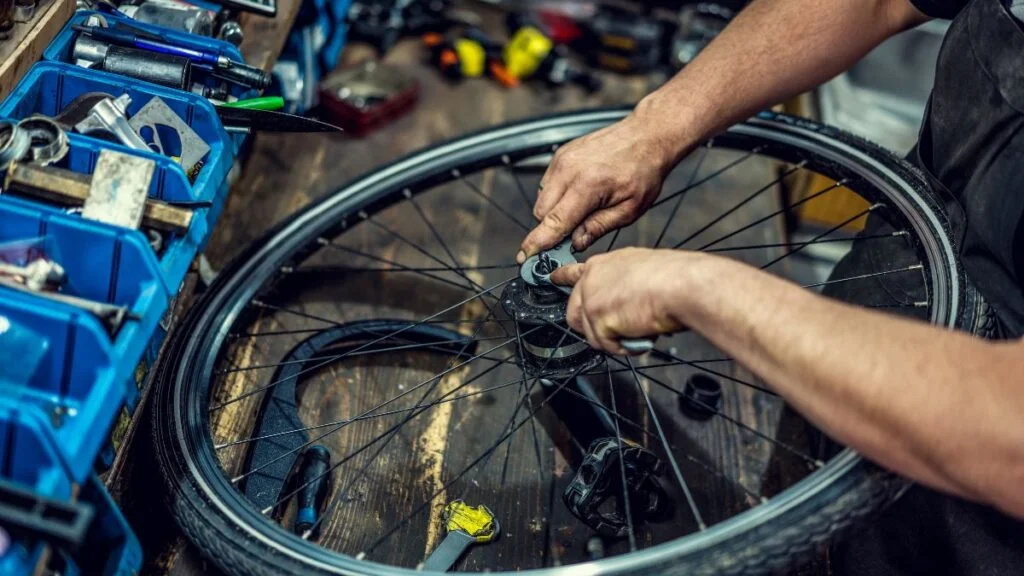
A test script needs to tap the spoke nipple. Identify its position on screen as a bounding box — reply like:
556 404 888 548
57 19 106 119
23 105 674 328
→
814 459 825 468
501 154 511 164
915 301 929 308
356 552 367 561
895 230 910 237
551 144 559 152
281 266 294 274
910 263 924 270
450 169 461 178
317 237 329 246
261 505 273 515
402 188 413 199
697 521 708 531
869 202 885 210
761 496 770 505
358 210 368 219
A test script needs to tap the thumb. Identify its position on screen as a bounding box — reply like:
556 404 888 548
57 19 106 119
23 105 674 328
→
519 186 598 263
550 263 585 286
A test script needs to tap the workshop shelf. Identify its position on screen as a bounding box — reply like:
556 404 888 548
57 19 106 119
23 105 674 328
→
60 134 209 294
0 61 233 202
0 195 170 479
0 398 75 576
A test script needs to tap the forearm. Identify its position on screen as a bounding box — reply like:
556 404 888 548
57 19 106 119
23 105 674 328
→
672 254 1024 517
634 0 928 160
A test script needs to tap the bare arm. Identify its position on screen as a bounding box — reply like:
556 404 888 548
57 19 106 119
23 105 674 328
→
519 0 930 261
636 0 930 161
554 250 1024 518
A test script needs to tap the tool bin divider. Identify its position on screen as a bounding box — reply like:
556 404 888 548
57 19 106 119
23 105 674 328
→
61 133 209 293
0 61 234 198
0 195 170 473
0 398 76 575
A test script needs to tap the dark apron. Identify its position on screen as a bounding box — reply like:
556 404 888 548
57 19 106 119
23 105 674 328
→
828 0 1024 573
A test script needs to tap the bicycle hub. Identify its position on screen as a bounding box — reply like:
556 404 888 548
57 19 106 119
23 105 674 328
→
501 239 603 377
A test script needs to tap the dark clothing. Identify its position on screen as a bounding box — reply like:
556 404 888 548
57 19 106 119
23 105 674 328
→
831 0 1024 574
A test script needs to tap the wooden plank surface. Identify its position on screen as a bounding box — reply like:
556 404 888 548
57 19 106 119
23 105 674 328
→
237 0 301 72
0 0 74 99
113 4 822 574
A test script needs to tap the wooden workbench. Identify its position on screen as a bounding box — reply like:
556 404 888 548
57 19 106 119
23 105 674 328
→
107 4 825 575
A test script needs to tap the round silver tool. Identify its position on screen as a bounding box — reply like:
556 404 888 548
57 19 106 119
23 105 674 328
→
0 120 30 165
13 0 36 23
520 237 576 288
17 116 69 166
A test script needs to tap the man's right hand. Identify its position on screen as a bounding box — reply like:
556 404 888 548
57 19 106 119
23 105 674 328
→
516 112 686 264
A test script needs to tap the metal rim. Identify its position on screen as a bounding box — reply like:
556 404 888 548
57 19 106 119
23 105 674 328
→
168 109 962 575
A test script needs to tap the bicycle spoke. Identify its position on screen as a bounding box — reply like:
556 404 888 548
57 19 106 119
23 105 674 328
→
219 335 518 374
360 365 587 558
605 228 622 253
690 179 849 251
503 154 535 212
501 321 548 487
233 330 524 486
651 146 764 210
298 313 506 537
211 276 517 412
676 163 806 249
318 242 480 293
647 349 777 396
217 370 524 450
245 308 520 494
704 231 907 253
760 204 880 270
289 263 519 275
802 264 924 290
626 357 706 530
452 168 533 232
232 317 515 339
612 357 822 468
653 142 712 248
402 191 511 336
606 363 638 550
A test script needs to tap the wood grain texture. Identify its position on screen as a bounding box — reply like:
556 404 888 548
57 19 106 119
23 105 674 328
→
0 0 74 100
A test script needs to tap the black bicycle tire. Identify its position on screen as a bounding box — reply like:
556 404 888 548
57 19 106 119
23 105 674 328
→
151 108 983 576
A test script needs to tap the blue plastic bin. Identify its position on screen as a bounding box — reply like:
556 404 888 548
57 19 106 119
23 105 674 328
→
45 10 252 100
0 61 232 201
0 398 75 574
44 10 254 152
58 133 209 294
0 195 169 475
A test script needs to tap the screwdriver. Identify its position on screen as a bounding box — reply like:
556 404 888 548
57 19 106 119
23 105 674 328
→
72 24 271 90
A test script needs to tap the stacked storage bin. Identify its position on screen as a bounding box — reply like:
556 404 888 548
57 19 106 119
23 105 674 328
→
0 9 251 575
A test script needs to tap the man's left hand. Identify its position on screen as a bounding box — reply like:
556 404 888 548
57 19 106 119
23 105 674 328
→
551 248 693 355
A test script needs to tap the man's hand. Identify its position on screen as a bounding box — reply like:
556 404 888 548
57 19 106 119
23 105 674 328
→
551 248 693 354
516 114 685 264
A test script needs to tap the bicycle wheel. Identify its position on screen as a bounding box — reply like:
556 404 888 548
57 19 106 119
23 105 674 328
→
151 109 984 576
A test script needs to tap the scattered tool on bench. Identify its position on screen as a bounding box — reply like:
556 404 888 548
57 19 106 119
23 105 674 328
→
422 500 499 572
215 106 344 134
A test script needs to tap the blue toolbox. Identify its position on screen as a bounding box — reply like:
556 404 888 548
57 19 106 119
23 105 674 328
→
0 3 260 573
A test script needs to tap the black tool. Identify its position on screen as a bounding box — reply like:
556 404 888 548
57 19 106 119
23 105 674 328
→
215 106 344 133
292 445 331 538
678 373 722 420
563 437 669 539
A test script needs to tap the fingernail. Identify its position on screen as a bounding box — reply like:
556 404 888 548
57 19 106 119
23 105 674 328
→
516 250 526 264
